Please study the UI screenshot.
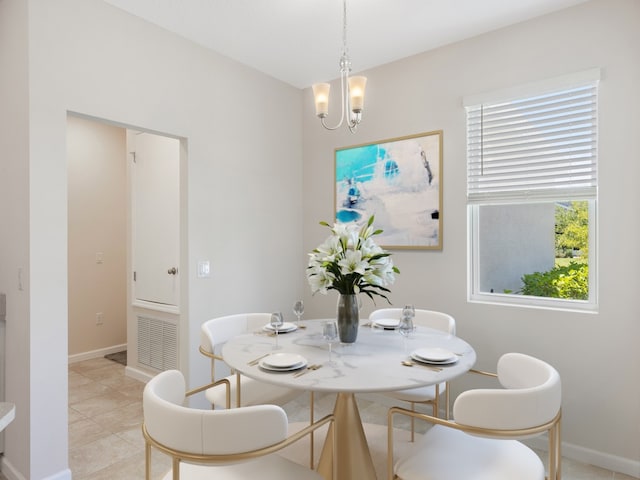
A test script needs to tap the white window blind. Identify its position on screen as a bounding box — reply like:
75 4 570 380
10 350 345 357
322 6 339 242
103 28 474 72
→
466 81 598 204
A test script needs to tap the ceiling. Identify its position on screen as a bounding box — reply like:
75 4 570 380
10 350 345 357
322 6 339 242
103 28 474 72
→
102 0 589 89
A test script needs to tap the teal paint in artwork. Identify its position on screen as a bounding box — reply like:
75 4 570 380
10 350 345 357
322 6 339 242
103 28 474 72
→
336 144 387 184
336 209 362 223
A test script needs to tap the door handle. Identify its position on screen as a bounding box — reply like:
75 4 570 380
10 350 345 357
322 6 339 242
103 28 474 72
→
168 267 178 275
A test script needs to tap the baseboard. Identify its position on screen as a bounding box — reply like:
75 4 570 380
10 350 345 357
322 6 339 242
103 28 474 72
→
0 457 25 480
0 459 70 480
42 469 72 480
125 365 155 383
527 436 640 478
68 344 127 364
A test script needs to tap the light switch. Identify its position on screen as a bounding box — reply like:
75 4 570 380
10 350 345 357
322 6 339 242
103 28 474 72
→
197 260 211 278
96 252 104 264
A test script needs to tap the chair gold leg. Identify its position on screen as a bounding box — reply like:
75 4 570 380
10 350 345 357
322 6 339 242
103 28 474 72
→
410 402 415 442
235 371 241 408
388 410 394 480
310 391 315 469
173 458 180 480
210 357 217 410
558 418 562 480
556 418 562 479
145 442 151 480
546 414 562 480
549 423 556 480
445 382 450 420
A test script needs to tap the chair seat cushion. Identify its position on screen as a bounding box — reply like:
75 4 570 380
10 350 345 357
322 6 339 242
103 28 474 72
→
164 454 323 480
206 375 300 408
394 424 545 480
383 382 444 402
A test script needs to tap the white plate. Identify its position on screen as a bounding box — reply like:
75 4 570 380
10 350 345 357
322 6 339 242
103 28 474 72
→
259 361 306 372
263 322 297 333
412 347 457 363
411 355 458 366
372 318 400 329
260 353 307 370
411 353 458 366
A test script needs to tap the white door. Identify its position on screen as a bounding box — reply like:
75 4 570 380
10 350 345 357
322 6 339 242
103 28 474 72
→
132 132 180 308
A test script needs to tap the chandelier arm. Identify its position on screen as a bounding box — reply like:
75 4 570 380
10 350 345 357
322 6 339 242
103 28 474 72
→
319 66 349 131
320 117 344 131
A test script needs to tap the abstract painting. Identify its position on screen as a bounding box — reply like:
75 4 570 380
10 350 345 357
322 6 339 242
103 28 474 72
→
334 130 443 249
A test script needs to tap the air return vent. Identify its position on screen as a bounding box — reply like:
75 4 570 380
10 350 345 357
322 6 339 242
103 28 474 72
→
137 316 178 371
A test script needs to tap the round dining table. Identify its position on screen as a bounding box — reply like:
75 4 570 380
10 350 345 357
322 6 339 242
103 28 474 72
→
222 319 476 480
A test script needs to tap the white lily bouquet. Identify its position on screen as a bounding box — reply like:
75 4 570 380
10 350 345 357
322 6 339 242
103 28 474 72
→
307 216 399 303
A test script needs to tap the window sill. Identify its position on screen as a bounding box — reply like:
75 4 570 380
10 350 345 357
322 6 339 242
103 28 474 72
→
468 292 598 314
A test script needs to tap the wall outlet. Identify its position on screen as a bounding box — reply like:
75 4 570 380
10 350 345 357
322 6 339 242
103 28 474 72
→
96 312 104 325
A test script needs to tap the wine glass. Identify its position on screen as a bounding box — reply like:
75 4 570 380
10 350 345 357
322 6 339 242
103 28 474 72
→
270 312 284 349
398 314 414 351
293 300 304 325
322 320 339 364
402 304 415 320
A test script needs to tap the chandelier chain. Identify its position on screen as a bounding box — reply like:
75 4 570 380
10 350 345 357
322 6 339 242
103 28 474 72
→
342 0 349 60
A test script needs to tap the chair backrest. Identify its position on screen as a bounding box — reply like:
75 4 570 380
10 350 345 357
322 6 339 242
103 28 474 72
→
143 369 288 455
453 353 561 431
369 308 456 335
200 313 272 356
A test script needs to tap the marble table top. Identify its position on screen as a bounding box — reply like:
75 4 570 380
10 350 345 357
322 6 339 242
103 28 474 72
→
222 319 476 394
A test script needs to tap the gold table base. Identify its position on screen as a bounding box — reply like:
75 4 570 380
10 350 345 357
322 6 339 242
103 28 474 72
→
317 392 378 480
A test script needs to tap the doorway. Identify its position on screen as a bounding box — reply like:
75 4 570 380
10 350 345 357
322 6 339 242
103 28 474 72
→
67 114 183 375
67 115 127 360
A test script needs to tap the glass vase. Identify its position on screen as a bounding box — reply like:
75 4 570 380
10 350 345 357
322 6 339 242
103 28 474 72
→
336 294 359 344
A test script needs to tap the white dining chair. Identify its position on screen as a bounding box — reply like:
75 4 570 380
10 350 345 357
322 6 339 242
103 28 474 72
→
388 352 562 480
143 369 335 480
370 308 456 440
200 313 301 409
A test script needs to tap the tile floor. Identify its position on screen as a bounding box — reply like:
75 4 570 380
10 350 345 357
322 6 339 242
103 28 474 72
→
1 357 628 479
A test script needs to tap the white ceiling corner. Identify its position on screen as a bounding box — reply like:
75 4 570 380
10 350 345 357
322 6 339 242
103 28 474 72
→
101 0 590 89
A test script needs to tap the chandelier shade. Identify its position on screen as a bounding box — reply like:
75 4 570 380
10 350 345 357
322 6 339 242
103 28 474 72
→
348 76 367 112
312 83 331 117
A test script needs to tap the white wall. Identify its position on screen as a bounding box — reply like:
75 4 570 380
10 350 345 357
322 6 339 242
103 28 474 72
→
0 0 31 477
303 0 640 474
67 115 127 357
2 0 303 477
3 0 639 477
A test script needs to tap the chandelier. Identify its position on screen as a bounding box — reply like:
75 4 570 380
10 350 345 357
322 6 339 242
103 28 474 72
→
312 0 367 133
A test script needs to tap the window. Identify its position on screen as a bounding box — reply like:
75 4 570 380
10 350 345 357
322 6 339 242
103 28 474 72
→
465 69 599 310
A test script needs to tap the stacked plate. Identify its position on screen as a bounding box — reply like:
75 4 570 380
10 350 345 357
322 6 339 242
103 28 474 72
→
410 347 458 365
263 322 297 333
259 353 307 372
372 318 400 330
